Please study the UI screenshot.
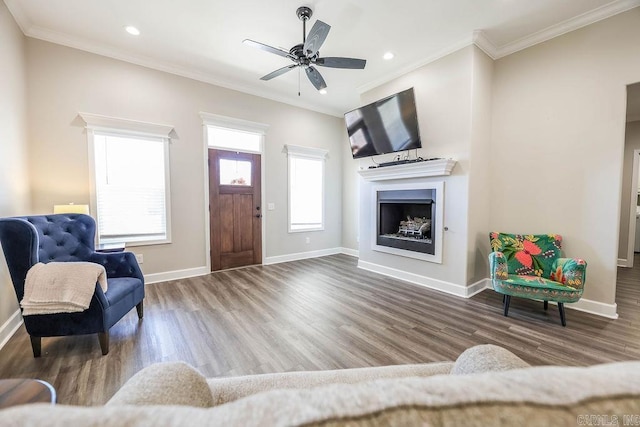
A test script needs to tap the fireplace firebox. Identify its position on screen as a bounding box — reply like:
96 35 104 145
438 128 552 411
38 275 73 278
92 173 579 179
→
377 189 436 255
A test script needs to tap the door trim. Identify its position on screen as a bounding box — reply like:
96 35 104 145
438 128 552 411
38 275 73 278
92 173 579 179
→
201 114 267 272
624 149 640 268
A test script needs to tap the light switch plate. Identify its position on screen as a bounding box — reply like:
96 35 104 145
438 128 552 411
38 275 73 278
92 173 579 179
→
267 203 275 210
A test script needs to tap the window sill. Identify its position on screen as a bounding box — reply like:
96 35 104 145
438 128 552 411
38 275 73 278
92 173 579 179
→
288 227 325 233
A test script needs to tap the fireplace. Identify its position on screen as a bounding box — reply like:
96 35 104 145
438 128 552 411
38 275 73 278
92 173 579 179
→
377 189 436 255
371 181 444 263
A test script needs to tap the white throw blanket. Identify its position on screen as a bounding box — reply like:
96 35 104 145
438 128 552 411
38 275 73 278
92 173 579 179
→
21 262 108 316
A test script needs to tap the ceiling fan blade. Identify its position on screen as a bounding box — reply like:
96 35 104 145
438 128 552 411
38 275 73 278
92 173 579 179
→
303 20 331 57
243 39 295 60
305 66 327 90
260 64 297 81
316 57 366 69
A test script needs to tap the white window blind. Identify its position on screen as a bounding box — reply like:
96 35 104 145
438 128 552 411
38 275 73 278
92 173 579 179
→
285 145 327 232
93 132 170 245
80 113 173 246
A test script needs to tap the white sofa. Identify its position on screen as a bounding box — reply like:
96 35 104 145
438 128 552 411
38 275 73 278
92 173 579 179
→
1 345 639 426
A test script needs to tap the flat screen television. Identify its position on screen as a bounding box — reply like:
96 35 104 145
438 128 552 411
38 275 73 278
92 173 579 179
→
345 88 421 159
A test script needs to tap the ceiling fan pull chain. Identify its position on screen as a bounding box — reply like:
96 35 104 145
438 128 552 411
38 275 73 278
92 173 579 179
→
298 67 301 96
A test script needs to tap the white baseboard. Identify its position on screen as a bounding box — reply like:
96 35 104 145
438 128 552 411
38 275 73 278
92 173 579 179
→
357 260 471 298
467 278 490 297
147 249 353 282
145 266 210 284
264 248 343 265
354 262 619 319
617 258 629 267
0 310 23 352
340 247 359 258
565 298 618 319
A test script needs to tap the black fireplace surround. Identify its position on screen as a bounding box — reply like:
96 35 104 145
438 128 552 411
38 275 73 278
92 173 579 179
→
377 189 436 255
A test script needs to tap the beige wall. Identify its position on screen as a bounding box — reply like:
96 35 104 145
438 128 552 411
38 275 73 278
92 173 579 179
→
490 8 640 305
0 1 30 333
25 38 345 276
355 46 475 287
618 120 640 261
466 47 494 284
346 45 493 288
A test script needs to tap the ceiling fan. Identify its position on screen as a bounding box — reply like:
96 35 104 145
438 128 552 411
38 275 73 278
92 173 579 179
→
243 6 366 93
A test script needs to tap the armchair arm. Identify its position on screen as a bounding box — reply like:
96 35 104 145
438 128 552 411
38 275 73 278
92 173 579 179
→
550 258 587 290
489 251 509 280
89 251 144 284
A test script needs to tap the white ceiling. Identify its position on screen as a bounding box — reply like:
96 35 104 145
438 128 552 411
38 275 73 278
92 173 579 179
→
5 0 640 117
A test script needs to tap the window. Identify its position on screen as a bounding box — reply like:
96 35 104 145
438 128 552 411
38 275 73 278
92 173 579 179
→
202 112 267 154
285 145 328 232
80 113 173 246
207 126 262 152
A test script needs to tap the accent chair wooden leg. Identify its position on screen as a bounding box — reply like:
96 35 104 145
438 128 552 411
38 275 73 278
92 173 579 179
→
30 336 41 358
502 294 506 304
544 300 549 311
98 332 109 355
558 302 567 327
136 301 144 319
503 295 511 317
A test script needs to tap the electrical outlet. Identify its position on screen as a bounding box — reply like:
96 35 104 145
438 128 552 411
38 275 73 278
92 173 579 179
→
135 254 144 264
305 237 310 244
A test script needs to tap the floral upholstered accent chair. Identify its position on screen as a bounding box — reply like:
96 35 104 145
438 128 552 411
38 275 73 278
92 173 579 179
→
488 232 587 326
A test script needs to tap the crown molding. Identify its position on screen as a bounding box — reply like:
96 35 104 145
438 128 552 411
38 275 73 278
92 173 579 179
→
357 34 474 95
4 0 32 34
21 25 344 118
358 0 640 94
493 0 640 58
7 0 639 113
472 30 498 60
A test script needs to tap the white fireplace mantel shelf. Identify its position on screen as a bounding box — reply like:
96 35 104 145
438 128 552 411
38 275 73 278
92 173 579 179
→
357 158 456 182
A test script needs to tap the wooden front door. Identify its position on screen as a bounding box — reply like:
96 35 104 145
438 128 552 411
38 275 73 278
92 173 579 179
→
208 149 262 271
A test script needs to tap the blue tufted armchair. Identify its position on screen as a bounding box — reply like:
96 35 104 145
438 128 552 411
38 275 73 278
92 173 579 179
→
0 214 144 357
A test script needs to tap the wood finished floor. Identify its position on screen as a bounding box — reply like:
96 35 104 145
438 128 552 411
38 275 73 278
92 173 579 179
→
0 254 638 406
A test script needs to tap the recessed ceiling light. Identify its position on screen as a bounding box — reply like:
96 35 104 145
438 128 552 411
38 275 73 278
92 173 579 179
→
383 52 394 60
319 89 327 95
125 26 140 36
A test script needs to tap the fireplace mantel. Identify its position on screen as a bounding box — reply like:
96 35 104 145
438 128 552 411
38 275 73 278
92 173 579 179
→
357 158 456 182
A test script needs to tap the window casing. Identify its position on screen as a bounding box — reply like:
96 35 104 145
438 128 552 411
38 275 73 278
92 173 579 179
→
285 145 328 232
81 113 173 246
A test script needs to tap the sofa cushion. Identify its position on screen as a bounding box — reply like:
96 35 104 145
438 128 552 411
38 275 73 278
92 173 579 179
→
106 362 214 407
4 361 640 426
208 362 453 405
451 344 529 375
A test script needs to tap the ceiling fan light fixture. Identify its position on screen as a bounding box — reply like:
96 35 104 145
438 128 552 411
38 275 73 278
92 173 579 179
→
125 26 140 36
319 89 327 95
383 52 394 60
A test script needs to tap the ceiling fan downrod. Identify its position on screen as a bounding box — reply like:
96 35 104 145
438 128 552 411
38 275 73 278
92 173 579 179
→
296 6 312 43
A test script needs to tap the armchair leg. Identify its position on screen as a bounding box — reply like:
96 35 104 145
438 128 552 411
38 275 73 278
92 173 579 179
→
503 295 511 317
136 301 144 319
544 300 549 311
98 332 109 355
30 336 41 358
558 303 567 327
